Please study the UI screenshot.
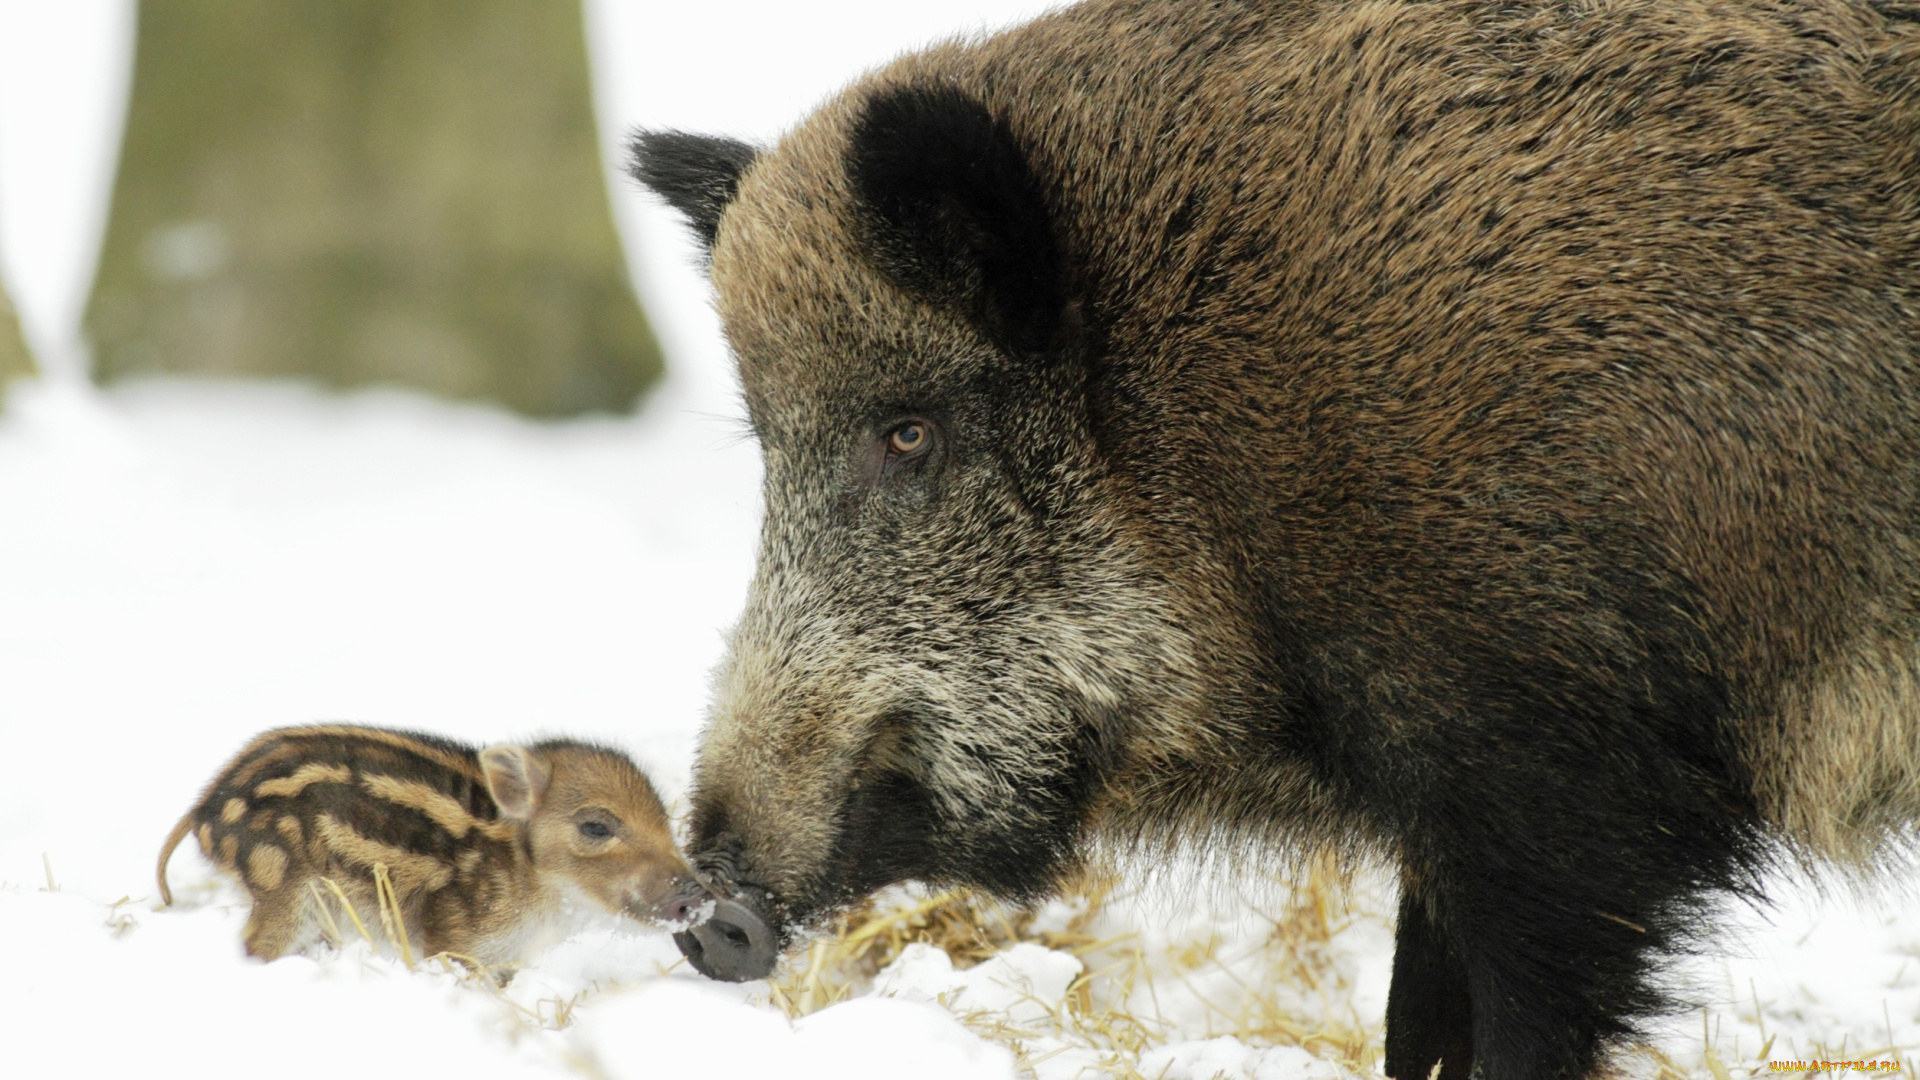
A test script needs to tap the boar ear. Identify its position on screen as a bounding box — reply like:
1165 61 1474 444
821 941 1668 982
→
627 130 760 252
848 82 1065 355
479 745 553 821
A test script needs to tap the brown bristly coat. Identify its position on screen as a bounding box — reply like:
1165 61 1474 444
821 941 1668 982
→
633 1 1920 1075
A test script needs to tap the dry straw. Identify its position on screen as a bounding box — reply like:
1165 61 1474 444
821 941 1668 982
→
766 852 1385 1078
309 868 569 1031
281 858 1905 1078
314 875 377 949
370 862 416 968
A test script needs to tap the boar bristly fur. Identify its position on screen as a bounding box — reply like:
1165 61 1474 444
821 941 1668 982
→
632 1 1920 1076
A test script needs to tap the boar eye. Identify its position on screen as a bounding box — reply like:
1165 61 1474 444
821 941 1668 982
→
887 421 929 455
870 417 940 485
577 820 613 839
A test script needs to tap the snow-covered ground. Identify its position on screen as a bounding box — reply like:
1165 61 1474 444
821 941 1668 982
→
1 4 1918 1078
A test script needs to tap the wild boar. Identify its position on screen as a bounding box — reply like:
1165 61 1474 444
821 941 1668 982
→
631 2 1920 1076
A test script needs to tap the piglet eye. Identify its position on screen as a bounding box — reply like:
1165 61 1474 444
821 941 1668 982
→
578 821 612 839
887 422 928 455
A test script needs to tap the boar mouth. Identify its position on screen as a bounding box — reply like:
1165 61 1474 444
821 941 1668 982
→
676 764 940 982
824 766 942 897
676 701 1118 982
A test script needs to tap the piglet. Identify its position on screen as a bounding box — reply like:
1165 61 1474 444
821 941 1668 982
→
159 724 710 967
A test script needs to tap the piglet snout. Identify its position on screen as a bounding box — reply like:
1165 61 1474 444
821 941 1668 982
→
639 876 717 930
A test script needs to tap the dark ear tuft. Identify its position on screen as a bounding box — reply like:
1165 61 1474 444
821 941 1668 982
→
848 84 1063 355
627 130 760 250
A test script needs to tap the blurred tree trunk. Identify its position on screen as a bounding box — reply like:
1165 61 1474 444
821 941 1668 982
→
0 274 32 399
86 0 662 418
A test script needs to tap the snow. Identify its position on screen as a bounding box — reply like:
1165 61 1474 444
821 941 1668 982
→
876 942 1085 1028
1141 1038 1344 1080
0 2 1918 1078
583 984 1019 1080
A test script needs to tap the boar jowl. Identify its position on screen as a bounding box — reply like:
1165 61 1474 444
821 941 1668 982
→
632 2 1920 1077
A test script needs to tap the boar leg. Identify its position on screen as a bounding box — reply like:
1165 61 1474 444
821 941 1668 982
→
1385 874 1474 1079
1404 809 1747 1080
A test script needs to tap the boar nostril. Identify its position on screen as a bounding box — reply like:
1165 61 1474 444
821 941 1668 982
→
675 896 777 982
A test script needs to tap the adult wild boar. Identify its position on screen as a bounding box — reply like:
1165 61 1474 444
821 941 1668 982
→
632 1 1920 1076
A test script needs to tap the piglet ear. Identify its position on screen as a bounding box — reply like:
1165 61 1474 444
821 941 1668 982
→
847 82 1065 355
627 130 760 252
480 745 552 820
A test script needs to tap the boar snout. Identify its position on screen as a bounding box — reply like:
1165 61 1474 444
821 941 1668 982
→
675 892 778 982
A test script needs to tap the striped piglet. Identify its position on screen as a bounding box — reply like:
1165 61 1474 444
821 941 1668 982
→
159 724 708 967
